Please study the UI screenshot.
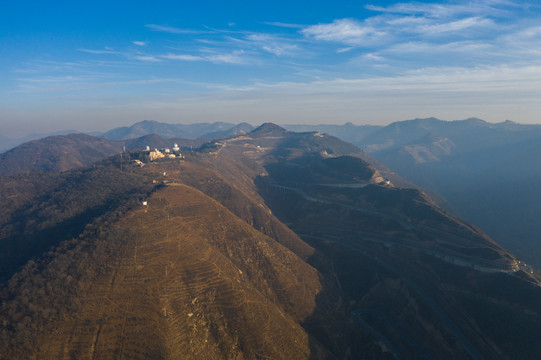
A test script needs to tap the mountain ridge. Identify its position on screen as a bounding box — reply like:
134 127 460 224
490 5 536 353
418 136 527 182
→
102 120 254 140
278 117 541 269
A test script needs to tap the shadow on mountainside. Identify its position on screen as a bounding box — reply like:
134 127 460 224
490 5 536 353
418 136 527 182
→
255 173 541 360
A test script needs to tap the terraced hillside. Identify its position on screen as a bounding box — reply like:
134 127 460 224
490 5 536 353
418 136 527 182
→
7 185 322 359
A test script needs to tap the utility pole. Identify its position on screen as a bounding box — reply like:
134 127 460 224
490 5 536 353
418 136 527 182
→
120 145 126 171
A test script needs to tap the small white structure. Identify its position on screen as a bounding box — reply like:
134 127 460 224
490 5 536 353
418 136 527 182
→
149 150 164 161
164 148 171 153
172 143 180 152
142 201 148 206
145 145 150 151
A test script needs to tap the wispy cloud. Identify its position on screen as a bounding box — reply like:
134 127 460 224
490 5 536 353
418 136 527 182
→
337 47 354 53
133 55 161 62
365 1 509 18
15 76 184 94
302 19 386 46
416 16 493 34
206 51 248 64
17 75 84 84
503 25 541 45
265 21 304 29
79 48 121 55
162 54 203 61
245 34 301 56
388 40 493 54
161 51 248 64
132 41 148 46
362 53 385 61
146 24 211 34
499 25 541 56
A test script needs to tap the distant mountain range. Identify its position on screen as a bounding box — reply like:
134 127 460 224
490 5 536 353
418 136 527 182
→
0 121 254 153
2 124 540 359
101 120 254 140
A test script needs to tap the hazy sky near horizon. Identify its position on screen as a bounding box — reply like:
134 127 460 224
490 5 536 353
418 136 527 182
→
2 0 541 136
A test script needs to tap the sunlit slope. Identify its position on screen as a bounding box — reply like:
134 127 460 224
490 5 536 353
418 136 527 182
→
2 184 322 359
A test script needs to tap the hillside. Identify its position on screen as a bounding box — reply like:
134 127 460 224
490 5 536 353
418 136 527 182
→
0 130 81 154
288 118 541 268
283 123 382 146
0 134 124 175
354 118 541 268
1 124 541 359
0 133 203 176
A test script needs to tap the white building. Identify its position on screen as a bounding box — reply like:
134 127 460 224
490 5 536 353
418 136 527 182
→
149 150 164 161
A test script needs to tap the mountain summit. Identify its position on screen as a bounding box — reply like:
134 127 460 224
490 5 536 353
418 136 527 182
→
250 122 288 137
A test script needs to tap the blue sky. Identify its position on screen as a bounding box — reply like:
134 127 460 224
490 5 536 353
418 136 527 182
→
2 0 541 136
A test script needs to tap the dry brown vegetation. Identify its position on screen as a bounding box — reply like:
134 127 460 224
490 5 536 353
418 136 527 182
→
1 175 326 359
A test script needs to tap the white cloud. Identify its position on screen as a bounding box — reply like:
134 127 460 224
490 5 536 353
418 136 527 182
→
504 25 541 43
386 16 431 26
132 41 148 46
79 48 121 55
161 51 247 64
146 24 209 34
365 2 508 18
387 40 493 55
337 47 354 53
302 18 385 46
416 16 493 33
162 54 204 61
265 21 304 29
499 26 541 56
17 75 83 84
245 34 300 56
14 76 182 93
207 51 246 64
134 55 161 62
362 53 385 61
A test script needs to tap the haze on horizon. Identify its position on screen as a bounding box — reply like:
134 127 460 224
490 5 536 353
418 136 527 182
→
2 0 541 137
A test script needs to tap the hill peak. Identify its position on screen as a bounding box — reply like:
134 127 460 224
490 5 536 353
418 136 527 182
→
460 117 488 125
251 123 287 137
